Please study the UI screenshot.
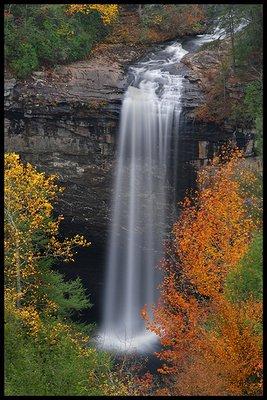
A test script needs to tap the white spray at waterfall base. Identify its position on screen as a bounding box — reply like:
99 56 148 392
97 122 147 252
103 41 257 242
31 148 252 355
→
97 42 187 353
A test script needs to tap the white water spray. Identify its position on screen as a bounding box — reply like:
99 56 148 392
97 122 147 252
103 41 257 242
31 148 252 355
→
98 42 188 353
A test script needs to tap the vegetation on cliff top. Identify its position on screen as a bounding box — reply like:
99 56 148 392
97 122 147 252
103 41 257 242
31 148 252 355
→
105 4 206 44
4 4 206 78
194 5 262 154
4 4 112 78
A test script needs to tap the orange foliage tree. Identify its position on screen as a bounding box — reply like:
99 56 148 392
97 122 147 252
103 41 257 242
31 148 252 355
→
142 148 262 396
162 4 205 36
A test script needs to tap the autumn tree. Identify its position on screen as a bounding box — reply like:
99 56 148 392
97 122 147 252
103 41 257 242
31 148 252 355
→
143 148 262 396
4 153 90 324
141 4 205 36
66 4 119 25
4 153 137 396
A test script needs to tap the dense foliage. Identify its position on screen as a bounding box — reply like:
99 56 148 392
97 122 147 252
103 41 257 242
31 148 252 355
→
4 4 111 78
4 153 134 396
143 149 263 396
66 4 119 25
4 4 208 77
106 4 206 44
225 231 263 303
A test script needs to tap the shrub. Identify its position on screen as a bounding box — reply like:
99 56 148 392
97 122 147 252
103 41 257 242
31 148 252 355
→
4 5 108 78
225 231 263 303
4 307 114 396
9 43 39 79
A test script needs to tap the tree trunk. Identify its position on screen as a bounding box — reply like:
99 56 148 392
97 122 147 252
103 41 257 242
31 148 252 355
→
15 236 22 308
228 6 236 70
138 4 143 19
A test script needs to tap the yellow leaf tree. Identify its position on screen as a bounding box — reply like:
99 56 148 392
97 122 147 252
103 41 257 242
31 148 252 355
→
66 4 119 25
4 153 90 332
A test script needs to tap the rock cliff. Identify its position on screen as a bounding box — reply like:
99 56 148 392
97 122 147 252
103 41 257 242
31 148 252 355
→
4 39 255 243
4 43 151 244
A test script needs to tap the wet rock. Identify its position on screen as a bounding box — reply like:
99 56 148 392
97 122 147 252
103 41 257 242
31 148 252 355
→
4 78 17 101
33 71 45 78
184 73 201 83
181 49 225 92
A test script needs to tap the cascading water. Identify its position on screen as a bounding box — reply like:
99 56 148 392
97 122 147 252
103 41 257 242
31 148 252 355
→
97 20 246 353
98 42 188 353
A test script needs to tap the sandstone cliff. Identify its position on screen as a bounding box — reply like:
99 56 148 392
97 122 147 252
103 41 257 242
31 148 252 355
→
4 39 255 244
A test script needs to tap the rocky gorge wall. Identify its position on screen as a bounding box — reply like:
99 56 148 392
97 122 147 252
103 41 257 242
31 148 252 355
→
4 39 255 245
4 43 149 244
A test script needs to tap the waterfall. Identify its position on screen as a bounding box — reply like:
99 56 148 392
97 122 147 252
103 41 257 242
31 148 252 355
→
98 42 188 353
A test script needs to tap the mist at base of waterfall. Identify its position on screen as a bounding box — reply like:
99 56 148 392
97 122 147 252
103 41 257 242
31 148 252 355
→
95 330 159 354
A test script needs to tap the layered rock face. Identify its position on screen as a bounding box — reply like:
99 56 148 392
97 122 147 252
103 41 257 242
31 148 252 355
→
173 40 255 202
180 43 255 162
4 44 151 244
4 40 255 243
